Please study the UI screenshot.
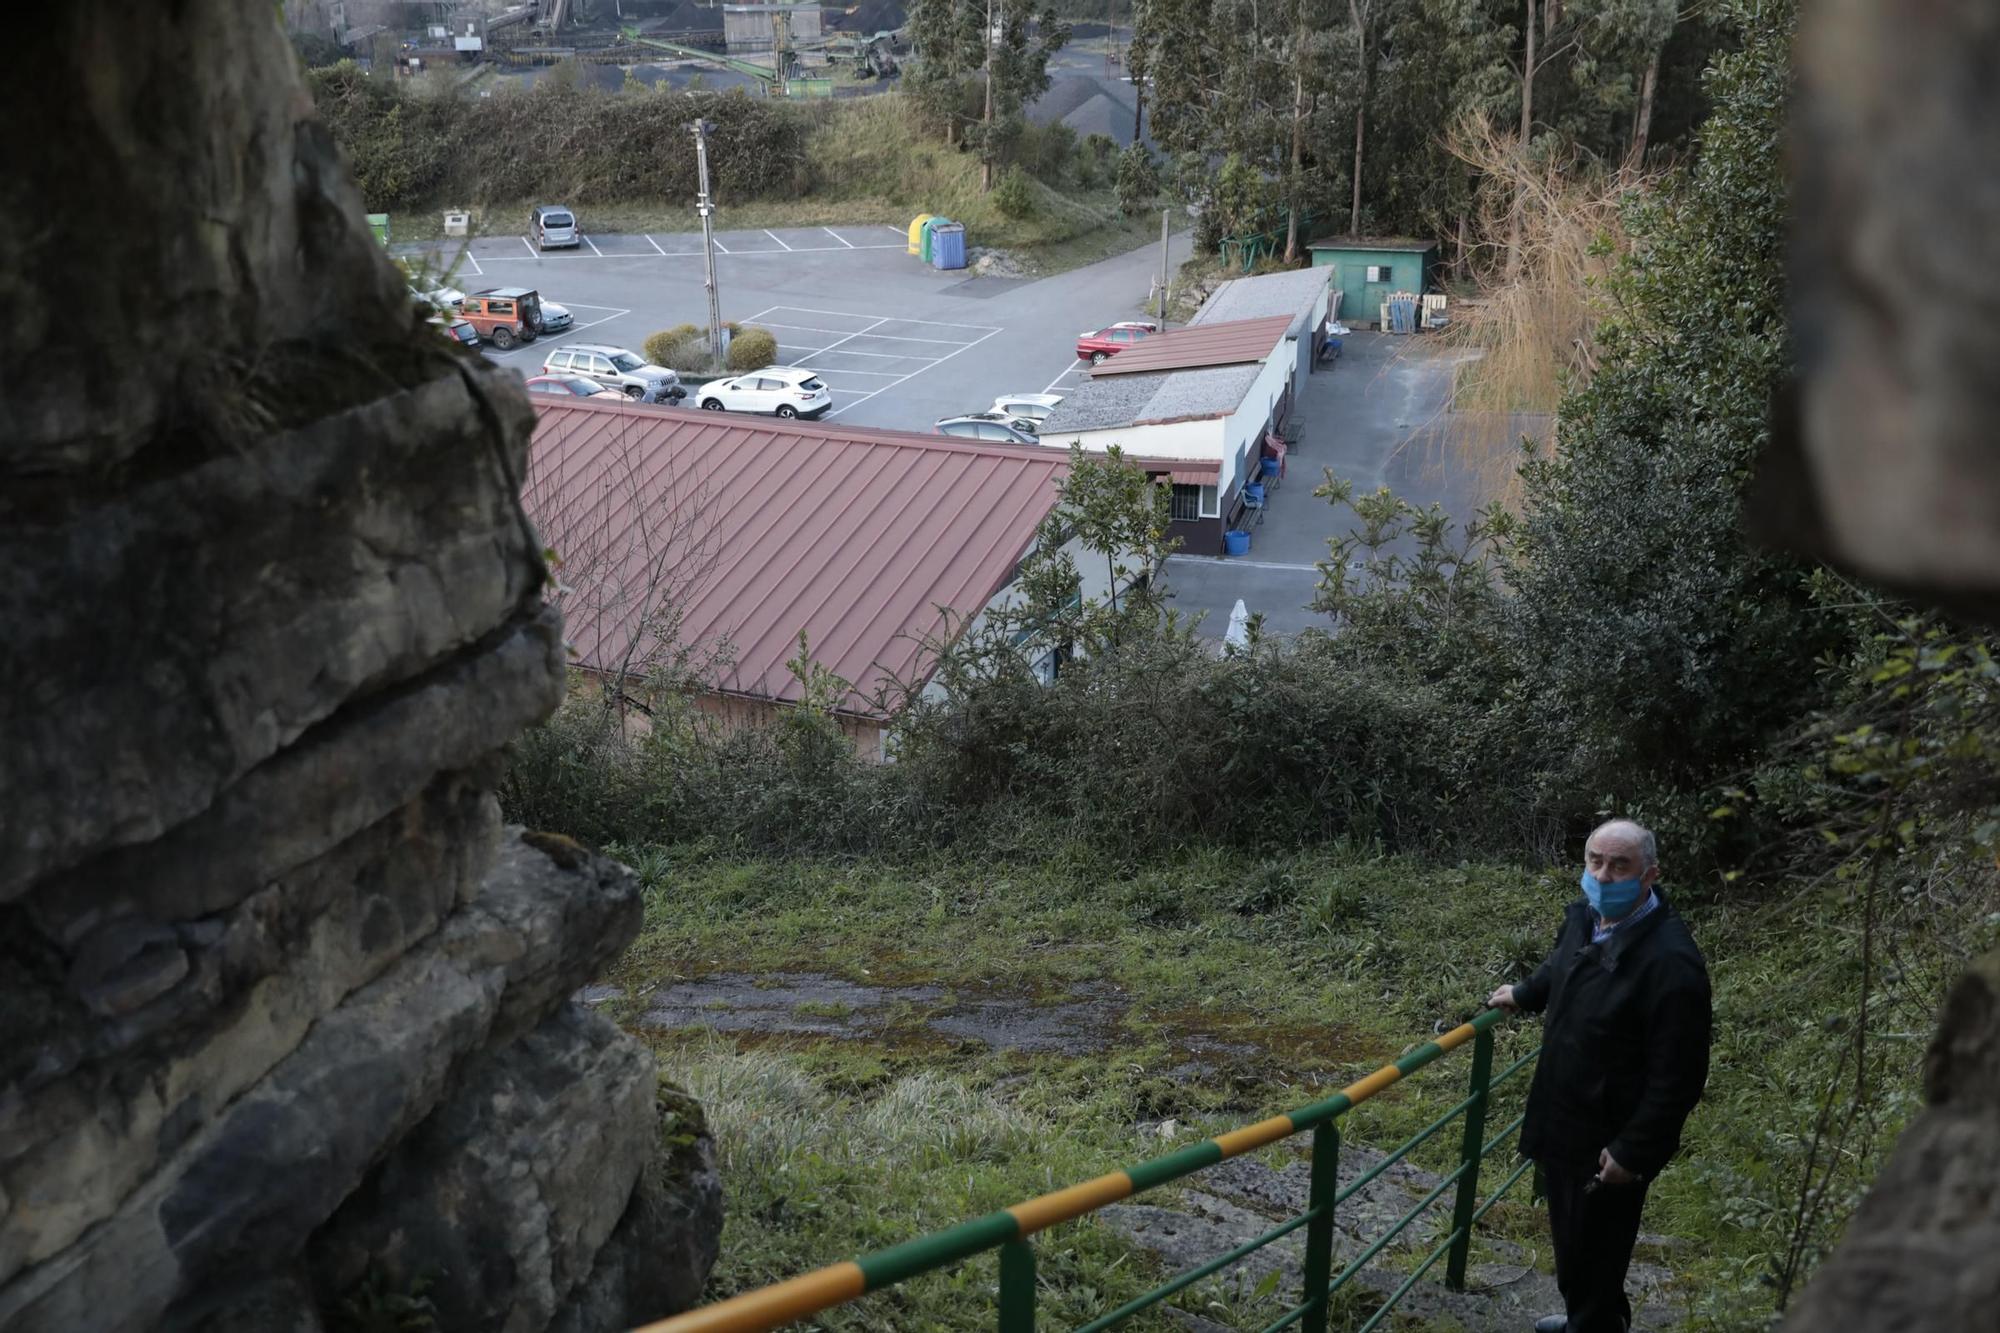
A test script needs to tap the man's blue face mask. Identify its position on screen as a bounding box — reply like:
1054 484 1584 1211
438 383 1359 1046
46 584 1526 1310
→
1581 870 1646 919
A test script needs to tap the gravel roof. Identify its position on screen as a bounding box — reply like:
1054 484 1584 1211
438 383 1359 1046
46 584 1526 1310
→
1038 363 1263 435
1187 267 1331 334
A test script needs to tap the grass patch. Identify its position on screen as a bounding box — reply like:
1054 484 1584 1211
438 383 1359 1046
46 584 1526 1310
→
612 845 1924 1331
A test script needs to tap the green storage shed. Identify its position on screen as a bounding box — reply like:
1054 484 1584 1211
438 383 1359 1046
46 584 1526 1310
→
1305 236 1440 328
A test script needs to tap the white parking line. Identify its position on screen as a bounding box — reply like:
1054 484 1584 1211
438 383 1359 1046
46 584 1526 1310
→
757 321 971 346
1041 359 1086 395
792 347 943 361
463 250 484 277
827 326 1004 419
793 317 887 363
825 227 854 248
583 234 604 256
763 229 792 251
520 236 537 257
776 304 1000 334
645 234 667 255
470 243 906 262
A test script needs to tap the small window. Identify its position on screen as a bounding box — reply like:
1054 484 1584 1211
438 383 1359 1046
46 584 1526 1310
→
590 356 615 375
755 377 783 391
1169 484 1201 522
1366 264 1393 283
489 300 513 316
547 351 571 369
1200 484 1220 518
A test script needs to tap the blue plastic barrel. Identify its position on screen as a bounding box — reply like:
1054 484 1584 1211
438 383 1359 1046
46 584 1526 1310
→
1246 482 1266 505
932 223 967 270
1223 529 1251 557
1260 456 1280 479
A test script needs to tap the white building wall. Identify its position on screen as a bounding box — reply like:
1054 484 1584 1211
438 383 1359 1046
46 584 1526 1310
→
1215 351 1295 495
1036 418 1226 460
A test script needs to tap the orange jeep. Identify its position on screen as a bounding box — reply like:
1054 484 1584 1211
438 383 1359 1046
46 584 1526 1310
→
459 291 543 349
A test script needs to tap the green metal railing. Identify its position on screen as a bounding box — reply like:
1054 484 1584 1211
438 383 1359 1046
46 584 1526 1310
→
638 1006 1537 1333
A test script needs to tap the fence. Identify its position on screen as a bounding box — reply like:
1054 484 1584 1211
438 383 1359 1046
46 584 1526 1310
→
639 1005 1537 1333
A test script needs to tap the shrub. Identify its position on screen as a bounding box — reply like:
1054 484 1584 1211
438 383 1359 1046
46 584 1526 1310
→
643 324 701 367
992 165 1036 219
1115 143 1158 217
726 327 778 372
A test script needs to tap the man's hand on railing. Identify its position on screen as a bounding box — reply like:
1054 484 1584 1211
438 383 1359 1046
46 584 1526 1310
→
1486 984 1518 1012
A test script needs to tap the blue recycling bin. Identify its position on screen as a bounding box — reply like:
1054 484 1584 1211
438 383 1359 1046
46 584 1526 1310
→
1223 529 1251 557
931 223 967 270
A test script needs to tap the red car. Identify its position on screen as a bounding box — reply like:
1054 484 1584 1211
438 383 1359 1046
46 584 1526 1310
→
1075 320 1159 364
524 375 624 400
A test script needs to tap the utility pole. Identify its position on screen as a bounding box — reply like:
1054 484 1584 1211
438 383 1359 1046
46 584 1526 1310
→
692 119 725 368
1158 207 1170 325
981 0 996 191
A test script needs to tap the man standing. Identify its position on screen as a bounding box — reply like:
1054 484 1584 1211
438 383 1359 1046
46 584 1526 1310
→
1488 819 1712 1333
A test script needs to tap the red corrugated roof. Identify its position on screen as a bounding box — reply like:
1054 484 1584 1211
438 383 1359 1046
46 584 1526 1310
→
525 399 1070 718
1088 315 1295 377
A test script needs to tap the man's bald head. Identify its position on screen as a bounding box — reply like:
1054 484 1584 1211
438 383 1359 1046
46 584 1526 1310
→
1585 819 1660 897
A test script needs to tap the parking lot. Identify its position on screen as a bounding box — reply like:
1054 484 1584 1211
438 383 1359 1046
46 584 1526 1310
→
428 224 907 268
746 305 1002 419
399 220 1192 435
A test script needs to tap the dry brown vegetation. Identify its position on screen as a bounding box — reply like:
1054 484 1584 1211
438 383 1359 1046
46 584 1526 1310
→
1419 113 1659 506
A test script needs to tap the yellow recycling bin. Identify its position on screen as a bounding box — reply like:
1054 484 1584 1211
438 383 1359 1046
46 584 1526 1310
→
907 213 935 256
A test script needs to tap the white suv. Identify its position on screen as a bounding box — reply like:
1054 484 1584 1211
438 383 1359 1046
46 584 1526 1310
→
540 343 682 402
695 367 832 419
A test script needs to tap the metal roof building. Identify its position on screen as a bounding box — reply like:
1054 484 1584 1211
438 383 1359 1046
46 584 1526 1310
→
1186 267 1339 387
524 398 1070 740
1034 317 1297 555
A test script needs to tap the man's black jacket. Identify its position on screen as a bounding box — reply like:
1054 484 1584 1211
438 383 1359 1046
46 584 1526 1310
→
1510 890 1712 1178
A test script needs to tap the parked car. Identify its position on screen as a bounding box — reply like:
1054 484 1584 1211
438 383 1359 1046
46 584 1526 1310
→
695 367 832 419
541 343 683 402
536 298 574 334
530 205 580 250
410 282 465 312
1075 320 1158 364
431 314 481 349
460 291 549 349
990 392 1063 423
523 374 624 399
936 413 1039 444
477 286 572 336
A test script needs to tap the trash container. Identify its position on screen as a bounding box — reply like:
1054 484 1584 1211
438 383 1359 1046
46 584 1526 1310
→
1223 529 1252 557
442 210 470 237
931 223 967 270
907 213 934 256
366 213 390 246
920 216 949 263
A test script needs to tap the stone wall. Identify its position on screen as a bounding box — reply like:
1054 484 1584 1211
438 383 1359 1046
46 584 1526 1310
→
1765 1 2000 1327
0 3 718 1329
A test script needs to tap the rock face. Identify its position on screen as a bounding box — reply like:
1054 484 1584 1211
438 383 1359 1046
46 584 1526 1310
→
1766 3 2000 1327
0 3 719 1330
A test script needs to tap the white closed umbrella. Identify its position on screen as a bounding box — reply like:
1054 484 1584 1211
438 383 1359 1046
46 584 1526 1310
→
1224 598 1251 654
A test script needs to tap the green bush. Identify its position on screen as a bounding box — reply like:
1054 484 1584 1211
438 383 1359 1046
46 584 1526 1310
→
307 76 812 210
726 327 778 372
643 324 701 367
1114 143 1158 217
991 165 1036 219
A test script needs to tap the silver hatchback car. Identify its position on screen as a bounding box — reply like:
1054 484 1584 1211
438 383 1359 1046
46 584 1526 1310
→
530 205 579 250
